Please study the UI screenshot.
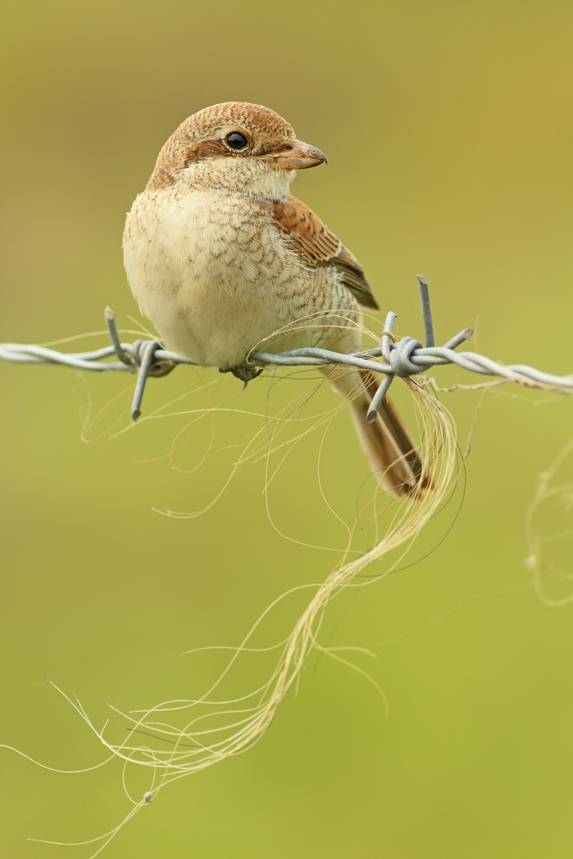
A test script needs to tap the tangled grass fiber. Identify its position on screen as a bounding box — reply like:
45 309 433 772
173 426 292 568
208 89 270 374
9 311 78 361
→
4 319 460 857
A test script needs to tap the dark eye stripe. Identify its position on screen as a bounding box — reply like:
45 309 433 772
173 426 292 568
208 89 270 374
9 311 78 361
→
183 139 228 165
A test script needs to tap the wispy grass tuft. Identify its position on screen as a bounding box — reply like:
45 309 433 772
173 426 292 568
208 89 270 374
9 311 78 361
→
4 318 460 856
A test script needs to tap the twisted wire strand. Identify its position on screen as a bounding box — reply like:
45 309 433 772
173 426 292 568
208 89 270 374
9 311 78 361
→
2 279 572 422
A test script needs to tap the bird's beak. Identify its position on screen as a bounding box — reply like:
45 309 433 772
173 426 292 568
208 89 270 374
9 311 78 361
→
263 140 327 170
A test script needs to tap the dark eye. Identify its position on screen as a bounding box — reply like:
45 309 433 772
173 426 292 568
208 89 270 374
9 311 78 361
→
225 131 248 151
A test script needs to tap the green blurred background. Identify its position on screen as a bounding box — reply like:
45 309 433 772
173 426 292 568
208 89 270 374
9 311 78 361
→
2 1 573 856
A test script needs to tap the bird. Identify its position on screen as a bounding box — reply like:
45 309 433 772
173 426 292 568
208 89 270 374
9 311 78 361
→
123 102 427 497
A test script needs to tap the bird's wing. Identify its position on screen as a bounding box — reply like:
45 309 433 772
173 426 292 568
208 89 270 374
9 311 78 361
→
271 195 379 310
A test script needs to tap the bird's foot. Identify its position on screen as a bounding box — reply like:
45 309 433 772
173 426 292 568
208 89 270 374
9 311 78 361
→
146 359 177 378
220 365 263 388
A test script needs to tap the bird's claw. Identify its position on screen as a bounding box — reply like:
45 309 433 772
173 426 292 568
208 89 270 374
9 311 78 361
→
146 359 177 378
220 365 264 387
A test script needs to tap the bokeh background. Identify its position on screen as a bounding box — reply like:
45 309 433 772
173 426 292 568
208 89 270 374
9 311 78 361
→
2 1 573 856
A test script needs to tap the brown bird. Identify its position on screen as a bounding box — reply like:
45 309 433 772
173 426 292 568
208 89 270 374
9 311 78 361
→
123 102 425 496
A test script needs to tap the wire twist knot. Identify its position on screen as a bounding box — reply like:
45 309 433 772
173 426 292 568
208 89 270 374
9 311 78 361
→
386 337 423 376
129 340 155 366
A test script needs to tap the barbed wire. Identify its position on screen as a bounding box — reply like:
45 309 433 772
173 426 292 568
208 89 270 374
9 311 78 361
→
2 277 572 421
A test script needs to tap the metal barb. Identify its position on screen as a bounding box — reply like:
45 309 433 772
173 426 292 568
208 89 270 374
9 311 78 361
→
131 341 161 421
367 374 394 423
105 307 133 366
363 312 400 423
417 275 435 348
381 312 397 363
443 328 475 351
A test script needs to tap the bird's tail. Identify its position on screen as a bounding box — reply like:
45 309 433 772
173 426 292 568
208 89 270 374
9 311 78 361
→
329 368 431 498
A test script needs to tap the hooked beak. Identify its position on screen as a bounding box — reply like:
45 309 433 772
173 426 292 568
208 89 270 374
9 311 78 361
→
263 139 328 170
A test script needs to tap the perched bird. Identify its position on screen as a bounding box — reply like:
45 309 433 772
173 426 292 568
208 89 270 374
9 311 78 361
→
123 102 426 496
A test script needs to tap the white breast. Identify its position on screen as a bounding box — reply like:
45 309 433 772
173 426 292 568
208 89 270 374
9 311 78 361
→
123 187 309 368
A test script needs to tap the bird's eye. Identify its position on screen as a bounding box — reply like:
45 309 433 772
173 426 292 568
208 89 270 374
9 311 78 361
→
225 131 249 151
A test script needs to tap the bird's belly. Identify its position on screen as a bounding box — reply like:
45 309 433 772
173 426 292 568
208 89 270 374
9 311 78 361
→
139 260 294 369
175 272 291 369
123 189 360 369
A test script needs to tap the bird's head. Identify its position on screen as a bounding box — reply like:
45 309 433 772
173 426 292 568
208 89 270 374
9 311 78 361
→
146 102 327 200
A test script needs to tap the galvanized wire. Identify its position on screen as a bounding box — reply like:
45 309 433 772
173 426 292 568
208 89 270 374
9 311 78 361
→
2 277 572 421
